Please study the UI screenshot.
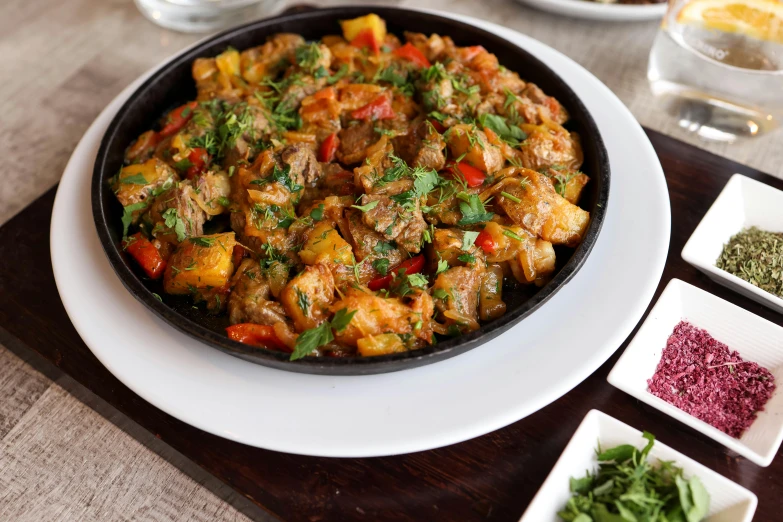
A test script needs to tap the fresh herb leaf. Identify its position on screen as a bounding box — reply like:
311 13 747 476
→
478 113 527 146
457 253 476 264
373 241 395 254
326 64 349 85
351 200 379 213
189 236 216 247
432 288 449 300
310 203 325 221
456 192 494 226
295 288 311 317
295 42 322 73
372 258 390 276
120 173 148 185
462 231 480 251
331 308 356 333
162 207 187 242
500 191 521 204
121 201 150 238
502 229 525 242
436 259 449 275
290 322 333 361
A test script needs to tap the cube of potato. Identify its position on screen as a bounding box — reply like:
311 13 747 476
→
357 333 406 357
163 233 237 295
112 158 177 207
339 14 386 44
298 222 354 266
280 264 335 331
215 48 240 77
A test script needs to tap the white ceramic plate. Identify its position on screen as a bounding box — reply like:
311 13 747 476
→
608 279 783 467
50 12 670 457
682 174 783 314
520 410 758 521
515 0 666 22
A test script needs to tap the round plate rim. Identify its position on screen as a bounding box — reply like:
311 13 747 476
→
515 0 667 21
51 11 670 457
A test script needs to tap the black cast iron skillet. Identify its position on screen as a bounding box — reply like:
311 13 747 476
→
92 6 610 375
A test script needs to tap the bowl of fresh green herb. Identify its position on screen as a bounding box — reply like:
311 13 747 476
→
520 410 757 522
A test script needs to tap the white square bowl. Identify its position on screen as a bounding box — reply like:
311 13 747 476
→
682 173 783 313
607 278 783 466
520 410 757 522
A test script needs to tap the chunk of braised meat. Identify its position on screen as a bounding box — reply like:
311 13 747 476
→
228 259 289 326
393 117 446 171
518 126 583 172
146 183 206 242
281 143 322 186
240 34 305 84
431 266 483 333
344 209 405 267
280 264 336 331
357 194 428 254
521 83 569 125
337 120 377 165
353 137 415 196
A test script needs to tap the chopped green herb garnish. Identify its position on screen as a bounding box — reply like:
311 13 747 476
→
120 173 148 185
559 432 710 522
351 200 379 213
456 193 494 226
189 237 216 247
372 258 390 276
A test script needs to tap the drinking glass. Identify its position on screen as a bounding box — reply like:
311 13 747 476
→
647 0 783 141
135 0 284 33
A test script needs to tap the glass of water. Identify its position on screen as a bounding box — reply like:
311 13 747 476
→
647 0 783 141
135 0 284 33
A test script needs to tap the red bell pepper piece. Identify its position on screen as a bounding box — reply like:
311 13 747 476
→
126 130 161 162
318 132 339 163
185 147 209 179
449 161 486 188
368 255 426 291
226 324 290 352
475 230 497 254
351 95 395 121
350 28 380 55
160 101 198 137
393 42 431 68
428 118 446 134
123 233 166 279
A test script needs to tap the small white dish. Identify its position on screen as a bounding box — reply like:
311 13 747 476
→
521 410 757 521
514 0 667 22
682 173 783 314
608 278 783 467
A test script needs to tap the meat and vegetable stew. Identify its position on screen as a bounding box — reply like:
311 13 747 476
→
113 13 591 361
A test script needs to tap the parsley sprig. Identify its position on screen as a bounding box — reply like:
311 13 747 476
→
559 432 710 522
290 309 356 361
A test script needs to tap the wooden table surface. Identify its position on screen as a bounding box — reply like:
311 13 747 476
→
1 1 782 521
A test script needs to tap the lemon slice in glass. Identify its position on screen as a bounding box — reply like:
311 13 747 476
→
678 0 783 43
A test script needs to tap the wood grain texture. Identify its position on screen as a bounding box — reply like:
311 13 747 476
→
1 130 782 522
0 381 259 522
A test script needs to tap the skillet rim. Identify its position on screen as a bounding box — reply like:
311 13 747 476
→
91 6 610 375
